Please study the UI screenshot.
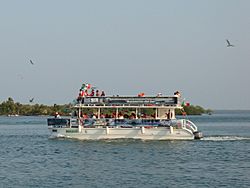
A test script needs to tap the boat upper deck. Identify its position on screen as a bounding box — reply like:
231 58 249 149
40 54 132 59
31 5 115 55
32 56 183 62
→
75 96 181 109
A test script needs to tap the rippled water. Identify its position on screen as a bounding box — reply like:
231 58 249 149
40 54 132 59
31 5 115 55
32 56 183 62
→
0 111 250 188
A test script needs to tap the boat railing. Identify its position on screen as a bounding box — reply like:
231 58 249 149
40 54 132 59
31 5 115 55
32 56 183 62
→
78 118 192 128
47 118 78 128
75 96 180 108
47 118 71 128
47 117 198 133
182 119 198 132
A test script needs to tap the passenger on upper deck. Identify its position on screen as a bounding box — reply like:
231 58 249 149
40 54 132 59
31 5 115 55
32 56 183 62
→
96 90 100 97
101 90 105 96
157 93 162 97
78 89 84 98
77 89 83 102
90 89 95 96
85 89 89 96
138 92 145 97
174 91 182 106
174 91 181 97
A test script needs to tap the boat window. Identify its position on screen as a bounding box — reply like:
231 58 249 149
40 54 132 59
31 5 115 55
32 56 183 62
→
47 118 70 126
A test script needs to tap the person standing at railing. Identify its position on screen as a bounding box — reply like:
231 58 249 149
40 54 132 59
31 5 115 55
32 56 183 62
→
90 89 95 96
96 90 100 96
101 90 105 96
54 112 61 118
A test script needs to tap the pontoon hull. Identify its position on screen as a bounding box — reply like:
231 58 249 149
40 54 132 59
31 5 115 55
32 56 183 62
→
49 127 195 140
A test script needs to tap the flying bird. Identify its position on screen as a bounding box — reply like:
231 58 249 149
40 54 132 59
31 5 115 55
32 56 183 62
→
226 39 234 47
29 60 34 65
29 98 34 103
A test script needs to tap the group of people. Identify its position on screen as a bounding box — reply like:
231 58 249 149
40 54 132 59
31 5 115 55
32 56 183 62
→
78 87 181 99
78 88 105 98
81 113 116 119
79 112 163 120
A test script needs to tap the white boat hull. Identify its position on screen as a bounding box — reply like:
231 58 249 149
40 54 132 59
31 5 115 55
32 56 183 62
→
50 127 195 140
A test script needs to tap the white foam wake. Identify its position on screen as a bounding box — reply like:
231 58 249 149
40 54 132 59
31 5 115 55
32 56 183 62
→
201 136 250 141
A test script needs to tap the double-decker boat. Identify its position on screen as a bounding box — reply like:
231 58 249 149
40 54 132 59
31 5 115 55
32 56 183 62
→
47 88 203 140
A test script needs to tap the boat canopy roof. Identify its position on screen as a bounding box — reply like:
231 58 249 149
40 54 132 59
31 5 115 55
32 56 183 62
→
74 96 181 109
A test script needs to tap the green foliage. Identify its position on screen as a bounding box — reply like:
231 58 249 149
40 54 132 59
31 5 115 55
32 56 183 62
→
0 97 72 116
175 105 213 115
0 97 212 116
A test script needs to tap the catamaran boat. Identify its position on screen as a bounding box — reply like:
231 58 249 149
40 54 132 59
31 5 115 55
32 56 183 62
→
47 91 203 140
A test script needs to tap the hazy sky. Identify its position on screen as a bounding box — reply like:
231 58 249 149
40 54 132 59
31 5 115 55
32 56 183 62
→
0 0 250 110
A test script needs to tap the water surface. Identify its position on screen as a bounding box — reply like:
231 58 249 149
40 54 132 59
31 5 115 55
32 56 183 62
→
0 111 249 188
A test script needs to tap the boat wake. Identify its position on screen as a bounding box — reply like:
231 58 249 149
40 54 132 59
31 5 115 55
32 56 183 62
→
201 136 250 141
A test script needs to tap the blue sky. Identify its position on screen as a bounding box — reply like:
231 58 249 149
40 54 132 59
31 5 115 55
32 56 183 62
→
0 0 250 109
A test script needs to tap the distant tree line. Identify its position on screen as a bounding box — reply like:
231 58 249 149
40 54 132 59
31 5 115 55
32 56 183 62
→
0 97 71 116
175 105 212 115
0 97 212 116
